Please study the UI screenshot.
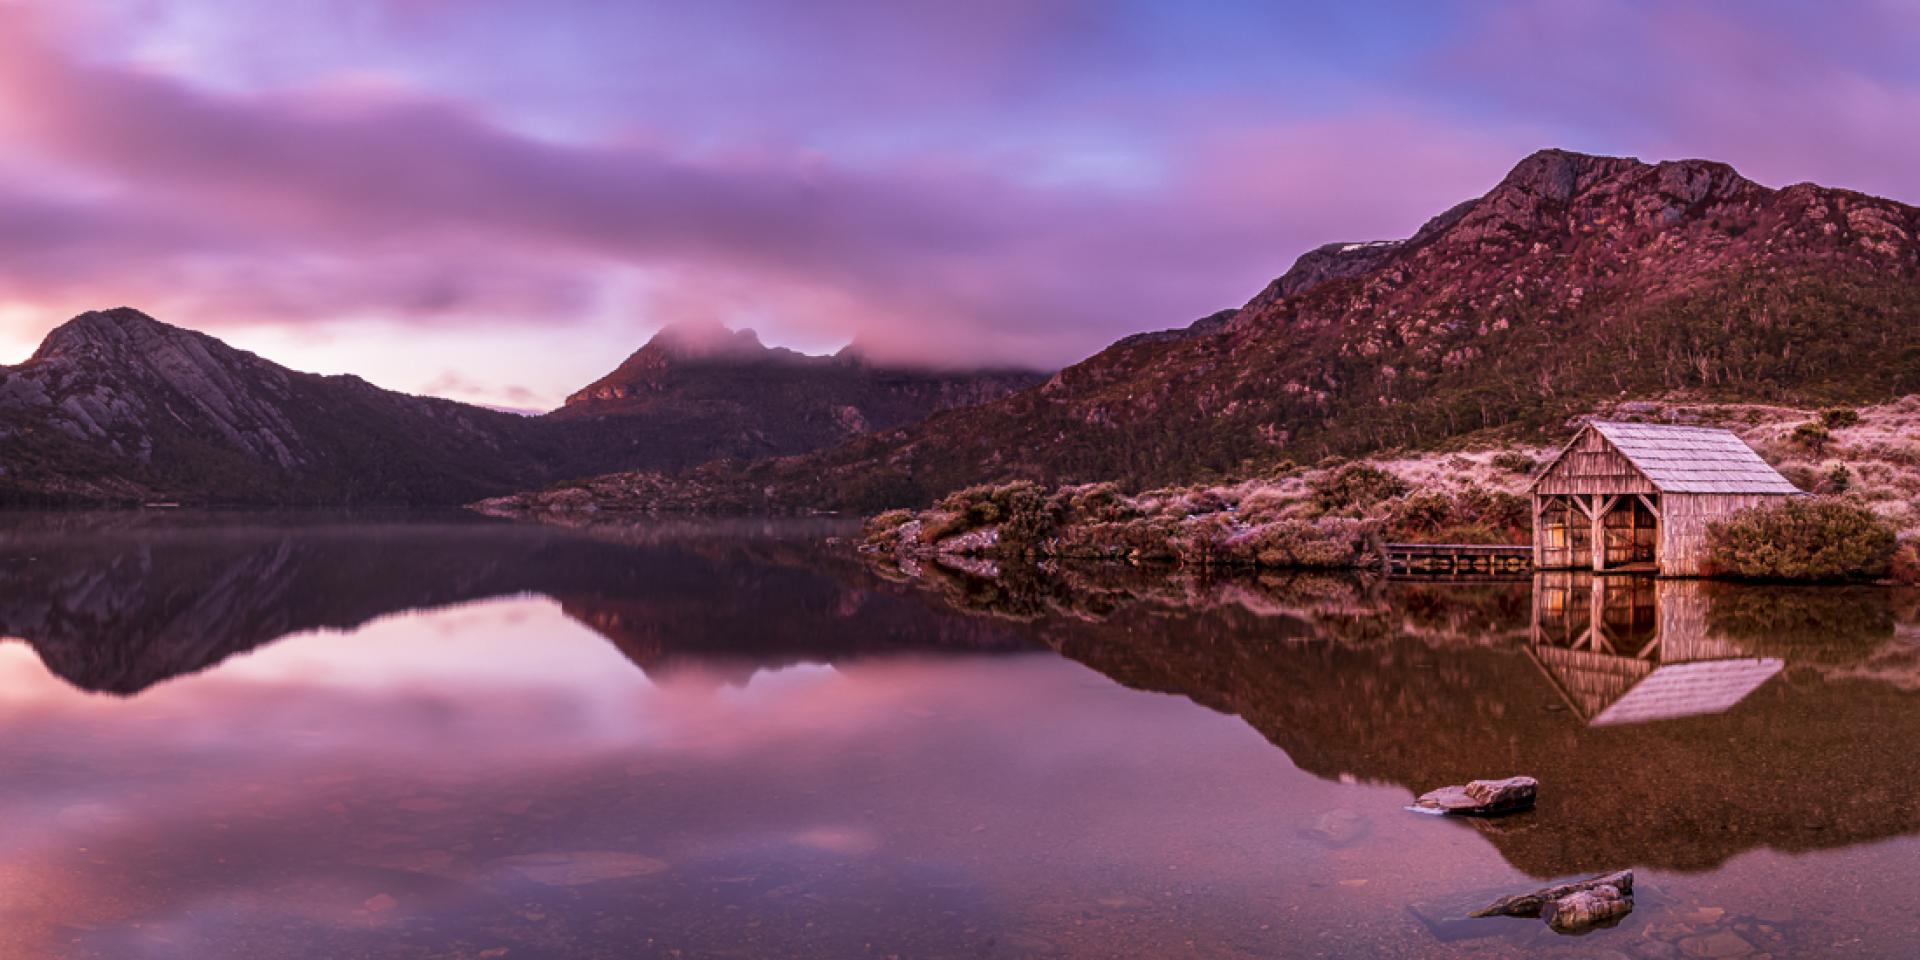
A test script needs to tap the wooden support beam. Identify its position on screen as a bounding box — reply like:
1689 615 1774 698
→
1590 494 1607 572
1636 634 1663 661
1634 493 1661 519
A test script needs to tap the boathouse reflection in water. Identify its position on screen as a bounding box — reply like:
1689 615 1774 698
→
1529 573 1784 726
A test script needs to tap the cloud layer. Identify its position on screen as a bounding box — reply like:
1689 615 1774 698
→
1 1 1917 406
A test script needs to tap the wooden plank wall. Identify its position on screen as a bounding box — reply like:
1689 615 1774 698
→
1534 430 1659 495
1659 493 1789 576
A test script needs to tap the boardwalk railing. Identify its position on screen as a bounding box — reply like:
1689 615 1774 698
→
1384 542 1532 575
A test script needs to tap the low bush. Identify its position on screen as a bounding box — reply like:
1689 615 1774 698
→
1790 421 1831 453
1236 486 1301 525
1227 519 1371 567
861 509 915 550
1706 497 1898 581
1890 538 1920 586
1821 407 1862 429
1489 451 1537 474
1384 485 1530 544
1310 463 1408 515
1822 464 1852 494
1049 482 1135 524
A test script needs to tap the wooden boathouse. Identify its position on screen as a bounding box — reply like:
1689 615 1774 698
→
1531 421 1800 576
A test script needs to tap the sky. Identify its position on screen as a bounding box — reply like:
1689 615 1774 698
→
2 1 1919 411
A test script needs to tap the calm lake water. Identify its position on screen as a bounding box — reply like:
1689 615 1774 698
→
2 512 1918 959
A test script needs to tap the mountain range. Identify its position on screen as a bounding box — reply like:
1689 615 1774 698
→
480 148 1920 514
0 309 1041 505
7 147 1920 511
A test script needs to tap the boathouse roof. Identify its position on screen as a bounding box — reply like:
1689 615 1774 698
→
1540 421 1801 495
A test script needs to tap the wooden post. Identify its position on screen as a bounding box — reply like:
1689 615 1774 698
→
1590 493 1607 572
1532 494 1545 570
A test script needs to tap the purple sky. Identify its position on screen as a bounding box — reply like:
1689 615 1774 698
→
2 1 1917 409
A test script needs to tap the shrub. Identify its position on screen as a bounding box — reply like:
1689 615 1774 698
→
1489 451 1537 474
1383 485 1530 544
1706 497 1898 581
1309 463 1408 515
1821 407 1862 429
1888 539 1920 586
996 486 1060 557
917 510 970 544
861 509 915 550
1050 482 1135 524
929 482 1057 555
1790 421 1831 453
1822 464 1852 494
1236 486 1300 525
1230 519 1370 568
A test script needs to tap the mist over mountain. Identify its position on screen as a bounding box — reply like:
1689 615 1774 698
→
479 148 1920 514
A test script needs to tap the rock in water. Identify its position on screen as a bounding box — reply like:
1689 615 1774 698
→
1470 869 1635 919
1542 884 1633 933
1411 776 1538 816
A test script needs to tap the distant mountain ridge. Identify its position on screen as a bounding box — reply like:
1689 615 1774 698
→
0 309 1042 505
547 320 1044 477
479 148 1920 514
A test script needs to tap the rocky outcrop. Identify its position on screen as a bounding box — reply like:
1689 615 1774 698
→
1242 239 1401 311
1109 309 1237 349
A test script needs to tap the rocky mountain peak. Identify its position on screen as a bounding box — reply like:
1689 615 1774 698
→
1491 148 1643 204
1440 149 1766 247
30 307 180 362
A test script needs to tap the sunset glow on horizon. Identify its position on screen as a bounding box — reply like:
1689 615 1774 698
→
3 0 1920 409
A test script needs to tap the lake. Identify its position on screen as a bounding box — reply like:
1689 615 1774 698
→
2 512 1918 959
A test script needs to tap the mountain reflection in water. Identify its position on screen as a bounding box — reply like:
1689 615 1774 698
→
3 513 1920 959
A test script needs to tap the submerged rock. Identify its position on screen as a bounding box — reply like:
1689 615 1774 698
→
1471 869 1634 920
1411 775 1538 816
487 851 670 887
1542 883 1633 932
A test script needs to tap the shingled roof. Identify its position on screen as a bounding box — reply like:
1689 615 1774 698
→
1547 421 1802 494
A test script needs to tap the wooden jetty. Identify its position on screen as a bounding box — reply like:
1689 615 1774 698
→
1384 542 1532 575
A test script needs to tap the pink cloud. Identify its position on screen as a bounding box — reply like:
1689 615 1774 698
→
0 21 1532 372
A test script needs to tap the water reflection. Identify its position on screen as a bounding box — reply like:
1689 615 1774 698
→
0 511 1027 694
1530 574 1785 725
4 513 1920 958
894 557 1920 877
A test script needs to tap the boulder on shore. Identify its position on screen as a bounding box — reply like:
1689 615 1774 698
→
1411 775 1537 816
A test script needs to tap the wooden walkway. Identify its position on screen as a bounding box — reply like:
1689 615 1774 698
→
1384 542 1532 575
